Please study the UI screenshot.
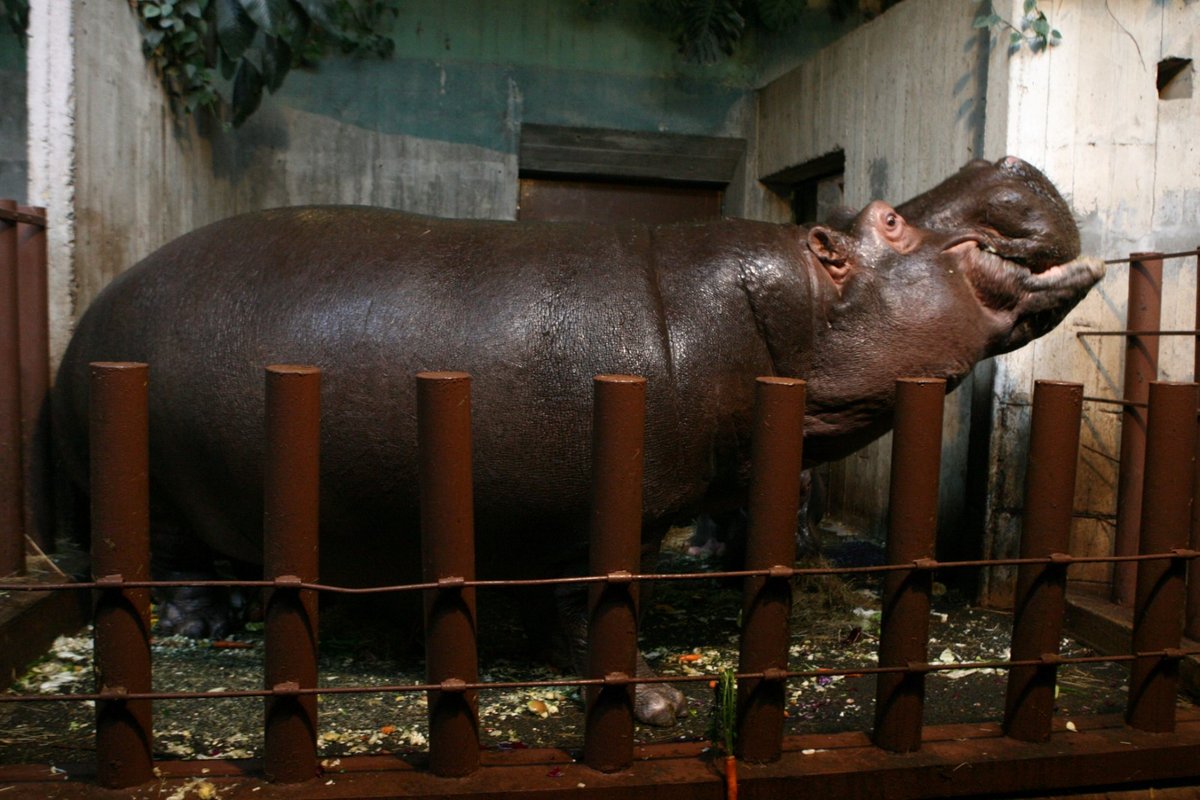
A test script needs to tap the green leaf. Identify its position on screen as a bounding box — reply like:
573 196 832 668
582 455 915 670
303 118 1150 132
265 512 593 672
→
260 34 292 92
1009 31 1021 46
1024 0 1037 12
1050 28 1062 40
237 0 296 35
215 0 256 59
293 0 333 28
231 59 265 125
1032 17 1049 36
142 4 162 18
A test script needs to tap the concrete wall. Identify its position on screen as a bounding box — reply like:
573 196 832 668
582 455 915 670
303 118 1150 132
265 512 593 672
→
0 29 24 202
31 0 852 368
755 0 990 555
980 0 1200 606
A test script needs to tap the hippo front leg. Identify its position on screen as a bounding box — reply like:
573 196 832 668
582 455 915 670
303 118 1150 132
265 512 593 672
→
150 515 248 639
553 584 687 727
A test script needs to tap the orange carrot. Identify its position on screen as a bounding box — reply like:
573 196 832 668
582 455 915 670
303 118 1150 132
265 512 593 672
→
724 754 737 800
679 653 703 663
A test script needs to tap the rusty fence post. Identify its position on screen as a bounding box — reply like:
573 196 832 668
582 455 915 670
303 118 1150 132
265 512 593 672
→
1004 381 1083 742
873 377 945 753
1188 246 1200 642
90 362 153 788
17 207 50 552
584 375 645 773
736 377 805 764
1126 381 1197 733
1 199 24 576
263 365 321 783
417 371 480 778
1114 253 1163 607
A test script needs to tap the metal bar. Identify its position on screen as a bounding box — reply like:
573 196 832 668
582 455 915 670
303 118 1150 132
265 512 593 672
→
0 207 46 226
1078 330 1200 337
263 365 321 783
1083 395 1147 409
1004 381 1082 742
1126 381 1197 732
17 206 50 552
736 376 805 763
1104 247 1200 264
583 375 645 773
1188 246 1200 642
0 199 24 577
89 362 153 788
8 646 1200 705
873 377 945 753
7 548 1199 595
417 371 480 778
1114 252 1163 607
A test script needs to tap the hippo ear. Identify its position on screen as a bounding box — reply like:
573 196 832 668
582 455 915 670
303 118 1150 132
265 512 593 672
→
807 226 854 292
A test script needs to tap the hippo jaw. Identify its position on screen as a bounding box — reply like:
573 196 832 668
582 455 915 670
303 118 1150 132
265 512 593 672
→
945 235 1105 354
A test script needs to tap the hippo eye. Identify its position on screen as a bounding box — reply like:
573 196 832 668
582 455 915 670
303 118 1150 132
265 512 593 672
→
885 213 898 228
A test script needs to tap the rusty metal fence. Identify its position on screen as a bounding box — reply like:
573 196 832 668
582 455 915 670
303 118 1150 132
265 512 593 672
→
0 199 50 578
1077 246 1200 636
2 360 1200 797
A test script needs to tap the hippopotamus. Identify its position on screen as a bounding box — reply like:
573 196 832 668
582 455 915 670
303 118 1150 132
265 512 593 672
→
52 156 1102 726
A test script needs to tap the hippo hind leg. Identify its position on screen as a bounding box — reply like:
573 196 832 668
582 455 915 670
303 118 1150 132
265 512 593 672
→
150 509 248 639
553 578 687 728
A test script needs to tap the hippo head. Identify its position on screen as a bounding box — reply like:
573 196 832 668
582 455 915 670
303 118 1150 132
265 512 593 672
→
810 156 1103 359
896 156 1081 271
799 173 1102 457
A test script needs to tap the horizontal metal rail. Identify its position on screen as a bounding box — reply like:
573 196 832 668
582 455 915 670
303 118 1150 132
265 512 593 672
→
1103 247 1200 264
4 549 1197 595
0 206 47 226
4 648 1198 705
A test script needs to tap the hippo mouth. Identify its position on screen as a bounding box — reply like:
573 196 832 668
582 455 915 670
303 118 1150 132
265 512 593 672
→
944 236 1105 316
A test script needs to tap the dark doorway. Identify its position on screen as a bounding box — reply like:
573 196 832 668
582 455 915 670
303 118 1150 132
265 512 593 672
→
517 124 743 224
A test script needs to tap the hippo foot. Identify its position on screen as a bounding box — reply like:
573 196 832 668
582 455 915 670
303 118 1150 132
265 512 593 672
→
634 680 688 727
154 580 244 639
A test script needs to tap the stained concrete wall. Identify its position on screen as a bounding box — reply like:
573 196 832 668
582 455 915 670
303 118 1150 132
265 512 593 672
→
980 0 1200 606
755 0 990 558
29 0 853 369
0 30 24 202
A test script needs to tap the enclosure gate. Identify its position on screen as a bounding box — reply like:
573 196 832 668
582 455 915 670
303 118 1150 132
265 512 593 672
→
1 356 1199 798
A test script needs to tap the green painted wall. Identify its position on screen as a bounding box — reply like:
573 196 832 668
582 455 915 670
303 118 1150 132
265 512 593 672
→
277 0 851 154
0 28 26 202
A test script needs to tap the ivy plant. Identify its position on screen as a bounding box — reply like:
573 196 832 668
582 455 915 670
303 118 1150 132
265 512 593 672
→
644 0 901 65
134 0 399 127
974 0 1062 51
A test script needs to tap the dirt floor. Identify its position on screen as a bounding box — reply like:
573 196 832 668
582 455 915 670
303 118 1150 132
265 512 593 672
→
0 528 1174 768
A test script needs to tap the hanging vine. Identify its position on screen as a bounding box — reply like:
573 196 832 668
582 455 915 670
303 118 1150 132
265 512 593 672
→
131 0 400 126
974 0 1062 51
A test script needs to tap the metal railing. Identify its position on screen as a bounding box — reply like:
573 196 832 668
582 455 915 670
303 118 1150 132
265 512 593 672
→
1 366 1198 795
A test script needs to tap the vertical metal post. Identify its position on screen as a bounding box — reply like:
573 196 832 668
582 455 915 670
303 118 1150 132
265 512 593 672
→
1126 381 1196 733
0 199 24 576
873 377 945 753
90 362 153 788
1188 247 1200 642
417 371 479 778
736 377 805 763
263 365 321 783
1004 381 1083 742
584 375 645 773
1114 253 1163 607
17 207 50 552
